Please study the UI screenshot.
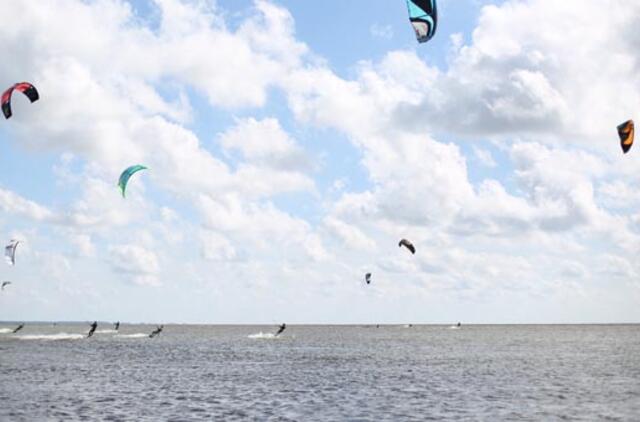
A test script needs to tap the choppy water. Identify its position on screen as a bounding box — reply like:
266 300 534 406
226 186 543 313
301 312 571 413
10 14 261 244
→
1 324 639 421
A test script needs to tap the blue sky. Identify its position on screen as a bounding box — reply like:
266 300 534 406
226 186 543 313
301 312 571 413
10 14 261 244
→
0 0 639 324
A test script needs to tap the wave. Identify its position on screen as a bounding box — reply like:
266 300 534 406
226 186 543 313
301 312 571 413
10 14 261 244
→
248 332 280 339
95 329 117 334
0 328 13 334
114 333 148 339
17 333 85 341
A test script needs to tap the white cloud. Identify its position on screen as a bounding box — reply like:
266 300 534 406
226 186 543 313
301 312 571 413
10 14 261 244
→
69 234 96 257
196 193 328 262
597 180 640 210
370 24 393 40
108 244 160 286
401 0 640 146
220 117 310 171
0 188 55 222
199 230 237 261
472 146 497 167
323 217 376 251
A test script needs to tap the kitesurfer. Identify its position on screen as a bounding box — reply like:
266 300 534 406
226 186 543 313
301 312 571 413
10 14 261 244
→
275 323 286 336
87 321 97 338
12 323 24 333
457 322 461 327
114 321 120 330
149 325 163 338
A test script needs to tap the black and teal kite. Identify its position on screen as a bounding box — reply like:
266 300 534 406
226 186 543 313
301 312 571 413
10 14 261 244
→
118 164 147 198
406 0 437 43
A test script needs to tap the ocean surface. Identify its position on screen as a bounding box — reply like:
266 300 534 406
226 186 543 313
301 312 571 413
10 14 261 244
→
0 324 639 421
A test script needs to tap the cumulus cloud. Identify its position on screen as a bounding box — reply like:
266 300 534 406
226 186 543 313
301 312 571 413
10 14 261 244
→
196 193 328 262
472 146 497 168
109 244 160 286
0 188 56 222
370 24 394 40
199 230 237 261
323 216 376 251
219 117 310 171
68 234 96 257
396 0 640 146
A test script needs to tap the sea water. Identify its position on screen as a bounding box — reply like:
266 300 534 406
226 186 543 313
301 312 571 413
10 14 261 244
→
1 324 639 420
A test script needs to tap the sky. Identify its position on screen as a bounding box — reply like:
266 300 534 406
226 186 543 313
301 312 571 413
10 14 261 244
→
0 0 639 324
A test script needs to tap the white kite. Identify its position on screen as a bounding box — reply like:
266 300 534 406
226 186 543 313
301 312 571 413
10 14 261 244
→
5 240 19 265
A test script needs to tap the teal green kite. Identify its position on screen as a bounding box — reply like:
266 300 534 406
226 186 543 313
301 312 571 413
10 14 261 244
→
118 164 147 197
406 0 437 43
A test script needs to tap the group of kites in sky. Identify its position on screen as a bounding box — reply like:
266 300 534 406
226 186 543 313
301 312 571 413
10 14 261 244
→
0 0 636 330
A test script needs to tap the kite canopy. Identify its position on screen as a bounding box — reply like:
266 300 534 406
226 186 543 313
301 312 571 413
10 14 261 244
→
618 120 634 154
1 281 11 290
365 273 372 285
1 82 39 119
4 240 19 265
118 165 148 197
398 239 416 254
406 0 437 43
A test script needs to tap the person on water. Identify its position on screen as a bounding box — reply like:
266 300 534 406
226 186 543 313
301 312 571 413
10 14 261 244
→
12 323 24 333
87 321 98 338
275 323 286 336
149 325 163 338
114 321 120 331
457 322 461 327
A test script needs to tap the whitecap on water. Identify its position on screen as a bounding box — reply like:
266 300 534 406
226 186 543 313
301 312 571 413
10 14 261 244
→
248 332 280 339
114 333 148 339
17 333 84 341
95 329 117 334
0 328 13 334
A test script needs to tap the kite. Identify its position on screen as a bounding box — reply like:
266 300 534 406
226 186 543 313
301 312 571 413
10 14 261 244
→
406 0 437 43
398 239 416 254
618 120 634 154
2 82 39 119
4 240 19 266
118 165 147 197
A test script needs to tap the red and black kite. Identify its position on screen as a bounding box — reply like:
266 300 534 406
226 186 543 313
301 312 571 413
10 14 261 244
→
2 82 39 119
